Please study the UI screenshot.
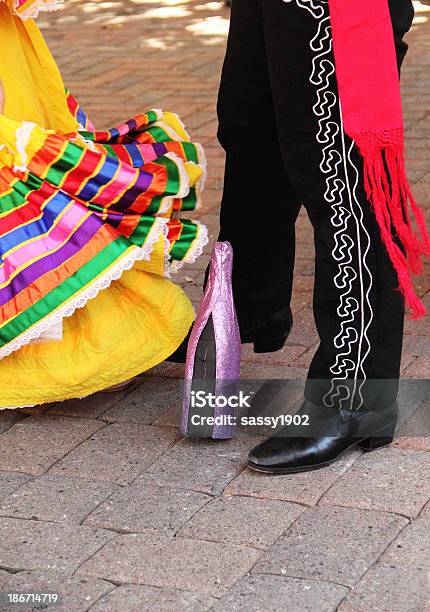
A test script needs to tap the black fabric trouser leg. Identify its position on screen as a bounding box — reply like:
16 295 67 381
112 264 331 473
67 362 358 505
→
217 0 414 411
217 1 301 319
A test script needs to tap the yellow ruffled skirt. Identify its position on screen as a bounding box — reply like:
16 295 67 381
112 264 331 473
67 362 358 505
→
0 5 207 407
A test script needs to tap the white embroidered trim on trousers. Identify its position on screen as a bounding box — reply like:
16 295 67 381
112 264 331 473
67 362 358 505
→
285 0 373 410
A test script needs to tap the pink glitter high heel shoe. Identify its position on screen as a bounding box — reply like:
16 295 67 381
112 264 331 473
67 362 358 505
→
181 242 241 439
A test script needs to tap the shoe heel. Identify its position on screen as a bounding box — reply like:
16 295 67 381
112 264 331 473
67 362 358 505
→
253 335 288 353
358 423 395 451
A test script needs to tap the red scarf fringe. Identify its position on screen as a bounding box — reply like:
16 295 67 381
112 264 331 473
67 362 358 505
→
354 129 430 319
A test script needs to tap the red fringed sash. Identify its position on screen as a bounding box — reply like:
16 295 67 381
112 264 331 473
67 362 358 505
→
329 0 430 318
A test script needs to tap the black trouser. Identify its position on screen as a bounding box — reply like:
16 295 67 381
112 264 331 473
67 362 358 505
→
217 0 414 411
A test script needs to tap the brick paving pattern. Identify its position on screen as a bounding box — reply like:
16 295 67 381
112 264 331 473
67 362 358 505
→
0 1 429 611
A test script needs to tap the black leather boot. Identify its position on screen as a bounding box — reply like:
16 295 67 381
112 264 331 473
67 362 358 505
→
239 307 293 353
248 400 398 474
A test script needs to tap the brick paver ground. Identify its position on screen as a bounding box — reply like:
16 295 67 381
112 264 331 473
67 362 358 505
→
0 1 429 611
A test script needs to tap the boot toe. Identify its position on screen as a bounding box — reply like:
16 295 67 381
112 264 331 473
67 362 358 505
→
248 436 324 473
248 437 300 470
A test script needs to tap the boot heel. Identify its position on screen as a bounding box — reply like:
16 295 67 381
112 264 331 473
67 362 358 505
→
253 335 288 353
358 423 395 451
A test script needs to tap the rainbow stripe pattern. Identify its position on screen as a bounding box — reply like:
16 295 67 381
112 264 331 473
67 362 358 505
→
0 107 207 358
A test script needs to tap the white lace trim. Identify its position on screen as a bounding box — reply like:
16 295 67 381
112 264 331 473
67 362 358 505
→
168 112 192 141
160 217 172 278
169 222 209 273
194 142 208 211
34 319 63 343
152 119 190 144
145 215 171 277
13 122 36 173
158 149 209 273
149 109 164 122
152 151 192 216
13 0 64 20
153 148 209 273
164 151 191 199
154 136 207 213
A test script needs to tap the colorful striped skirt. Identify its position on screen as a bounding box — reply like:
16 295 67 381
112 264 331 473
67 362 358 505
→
0 7 207 407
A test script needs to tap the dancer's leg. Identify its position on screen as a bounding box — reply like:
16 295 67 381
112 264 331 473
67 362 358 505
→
260 0 410 411
217 0 301 327
248 0 415 473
